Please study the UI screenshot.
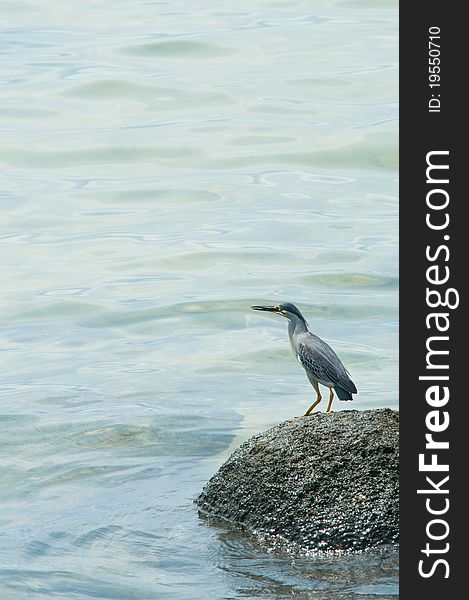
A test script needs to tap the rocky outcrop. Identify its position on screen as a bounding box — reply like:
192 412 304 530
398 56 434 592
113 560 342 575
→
196 409 399 552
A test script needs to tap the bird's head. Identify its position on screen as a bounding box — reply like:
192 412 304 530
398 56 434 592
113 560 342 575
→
251 302 306 323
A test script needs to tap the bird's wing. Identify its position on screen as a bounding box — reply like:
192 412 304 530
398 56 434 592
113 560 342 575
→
298 336 356 393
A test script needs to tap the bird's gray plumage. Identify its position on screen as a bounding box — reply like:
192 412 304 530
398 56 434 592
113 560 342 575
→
251 302 357 413
297 335 356 393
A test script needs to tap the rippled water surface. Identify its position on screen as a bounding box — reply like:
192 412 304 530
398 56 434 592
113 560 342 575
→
1 0 398 598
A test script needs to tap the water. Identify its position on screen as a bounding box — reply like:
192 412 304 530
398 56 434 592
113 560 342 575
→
1 0 398 598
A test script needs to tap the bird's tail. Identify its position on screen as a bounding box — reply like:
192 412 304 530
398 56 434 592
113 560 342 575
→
335 385 354 401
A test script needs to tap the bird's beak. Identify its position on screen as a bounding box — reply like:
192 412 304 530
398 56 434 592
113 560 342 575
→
251 305 283 314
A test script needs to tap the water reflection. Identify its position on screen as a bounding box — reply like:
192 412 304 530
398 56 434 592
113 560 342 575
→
208 522 398 598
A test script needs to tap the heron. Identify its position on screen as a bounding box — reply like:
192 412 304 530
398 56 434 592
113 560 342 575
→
251 303 357 414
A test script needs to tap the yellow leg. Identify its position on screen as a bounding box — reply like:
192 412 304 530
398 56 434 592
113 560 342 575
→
304 394 322 416
325 389 334 413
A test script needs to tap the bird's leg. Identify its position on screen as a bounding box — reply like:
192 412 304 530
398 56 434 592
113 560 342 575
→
304 395 322 416
325 389 334 413
304 380 322 416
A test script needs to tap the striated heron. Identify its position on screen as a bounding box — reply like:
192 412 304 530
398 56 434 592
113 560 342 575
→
251 303 357 414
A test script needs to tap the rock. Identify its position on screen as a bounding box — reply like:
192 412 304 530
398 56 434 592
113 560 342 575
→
196 409 399 553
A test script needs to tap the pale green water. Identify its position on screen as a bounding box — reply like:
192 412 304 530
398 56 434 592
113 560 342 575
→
1 1 398 598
